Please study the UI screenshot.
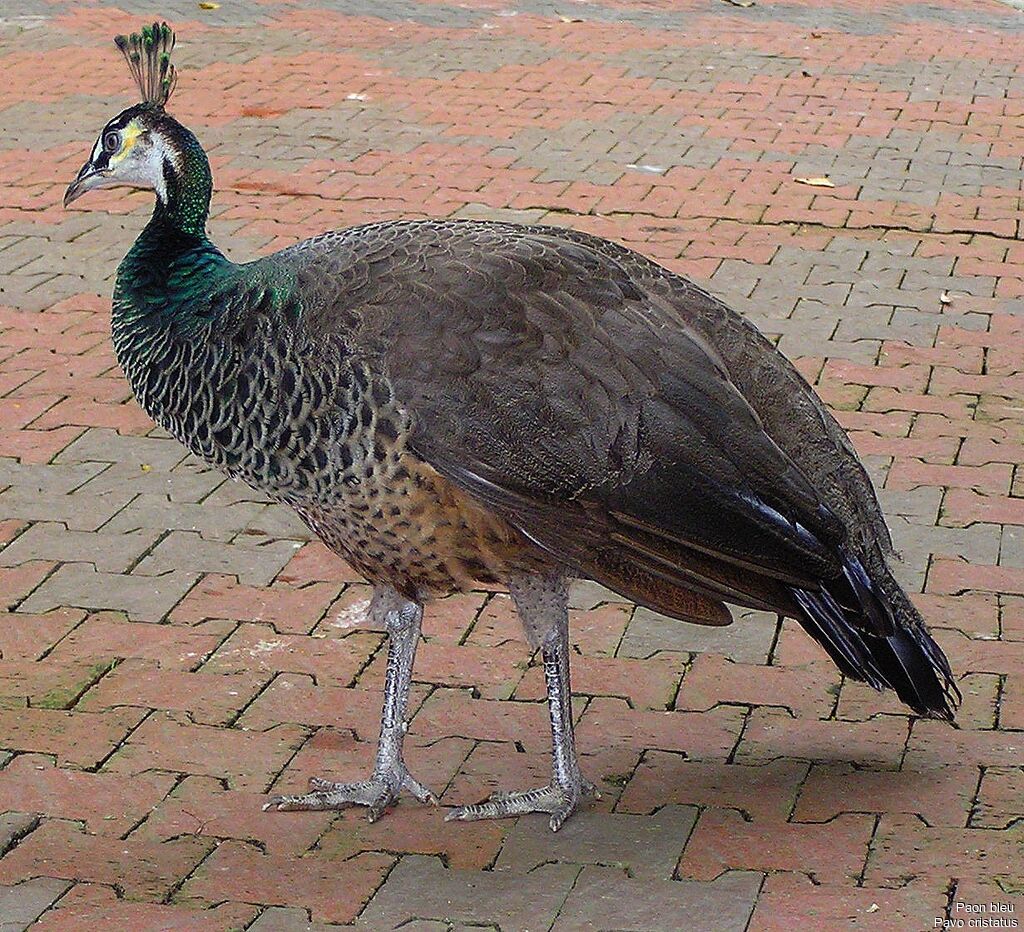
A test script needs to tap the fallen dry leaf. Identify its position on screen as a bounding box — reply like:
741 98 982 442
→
198 1 220 9
794 176 836 188
558 15 584 23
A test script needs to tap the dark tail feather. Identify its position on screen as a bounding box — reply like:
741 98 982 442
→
791 553 960 721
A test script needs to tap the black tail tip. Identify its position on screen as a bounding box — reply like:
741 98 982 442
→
884 623 961 722
793 585 960 723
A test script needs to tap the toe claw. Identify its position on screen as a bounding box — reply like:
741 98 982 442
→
265 769 437 820
442 779 593 827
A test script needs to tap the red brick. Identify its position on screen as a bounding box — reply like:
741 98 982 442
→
137 774 332 857
203 621 378 684
942 487 1024 527
881 341 984 373
674 654 835 718
412 687 553 751
361 638 527 701
0 426 88 462
0 820 212 900
274 540 363 585
749 872 947 932
678 809 875 885
886 460 1012 494
864 387 976 420
0 754 175 835
169 573 341 634
180 842 392 924
849 431 959 463
417 590 487 641
907 719 1022 769
278 728 471 810
793 761 975 828
0 561 54 610
912 592 999 639
32 885 257 932
0 658 112 710
104 711 307 790
737 708 908 769
31 397 155 435
0 706 144 768
618 753 808 821
822 358 929 392
928 560 1024 597
958 437 1024 467
579 696 746 760
516 652 682 710
318 804 508 870
237 673 428 736
864 813 1023 888
47 612 232 670
568 602 634 657
78 658 269 725
0 519 27 545
0 608 86 661
972 767 1024 829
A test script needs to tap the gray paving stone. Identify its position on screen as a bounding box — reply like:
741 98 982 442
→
53 428 188 470
551 866 762 932
236 504 311 541
568 579 628 611
0 877 71 932
103 494 268 542
0 486 135 532
0 812 37 857
0 523 162 574
79 461 225 503
248 906 354 931
357 855 578 930
877 487 943 527
17 563 198 621
495 805 698 880
998 524 1024 569
619 607 777 664
0 460 104 495
133 531 298 587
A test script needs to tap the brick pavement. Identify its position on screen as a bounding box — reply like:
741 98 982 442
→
1 0 1023 929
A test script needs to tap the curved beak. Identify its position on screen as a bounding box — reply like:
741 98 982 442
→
63 163 108 208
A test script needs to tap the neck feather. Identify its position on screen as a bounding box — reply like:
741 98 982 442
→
152 120 212 237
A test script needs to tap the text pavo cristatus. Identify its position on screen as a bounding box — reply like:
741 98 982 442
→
64 24 958 831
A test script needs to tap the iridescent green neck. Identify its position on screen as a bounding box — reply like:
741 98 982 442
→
153 123 212 237
116 137 228 329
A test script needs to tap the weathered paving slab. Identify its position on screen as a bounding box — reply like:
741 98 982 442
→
0 0 1022 928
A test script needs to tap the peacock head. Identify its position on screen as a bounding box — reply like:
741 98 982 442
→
64 23 191 208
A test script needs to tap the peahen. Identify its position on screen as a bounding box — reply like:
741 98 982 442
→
64 24 959 831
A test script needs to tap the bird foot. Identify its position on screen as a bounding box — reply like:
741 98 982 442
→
263 768 438 822
445 776 599 832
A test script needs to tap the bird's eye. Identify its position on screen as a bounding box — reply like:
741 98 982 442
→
102 131 120 153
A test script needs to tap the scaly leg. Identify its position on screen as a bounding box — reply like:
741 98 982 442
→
264 586 437 822
446 573 598 831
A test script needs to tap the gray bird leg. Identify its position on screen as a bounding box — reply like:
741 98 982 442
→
264 586 437 821
446 572 598 831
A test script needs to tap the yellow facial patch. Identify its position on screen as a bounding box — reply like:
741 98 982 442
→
109 122 143 165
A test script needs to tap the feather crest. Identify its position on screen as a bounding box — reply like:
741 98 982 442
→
114 22 177 108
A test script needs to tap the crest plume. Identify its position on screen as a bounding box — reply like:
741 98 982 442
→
114 22 177 108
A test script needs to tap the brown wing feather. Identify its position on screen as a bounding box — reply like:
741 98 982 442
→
293 223 846 609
